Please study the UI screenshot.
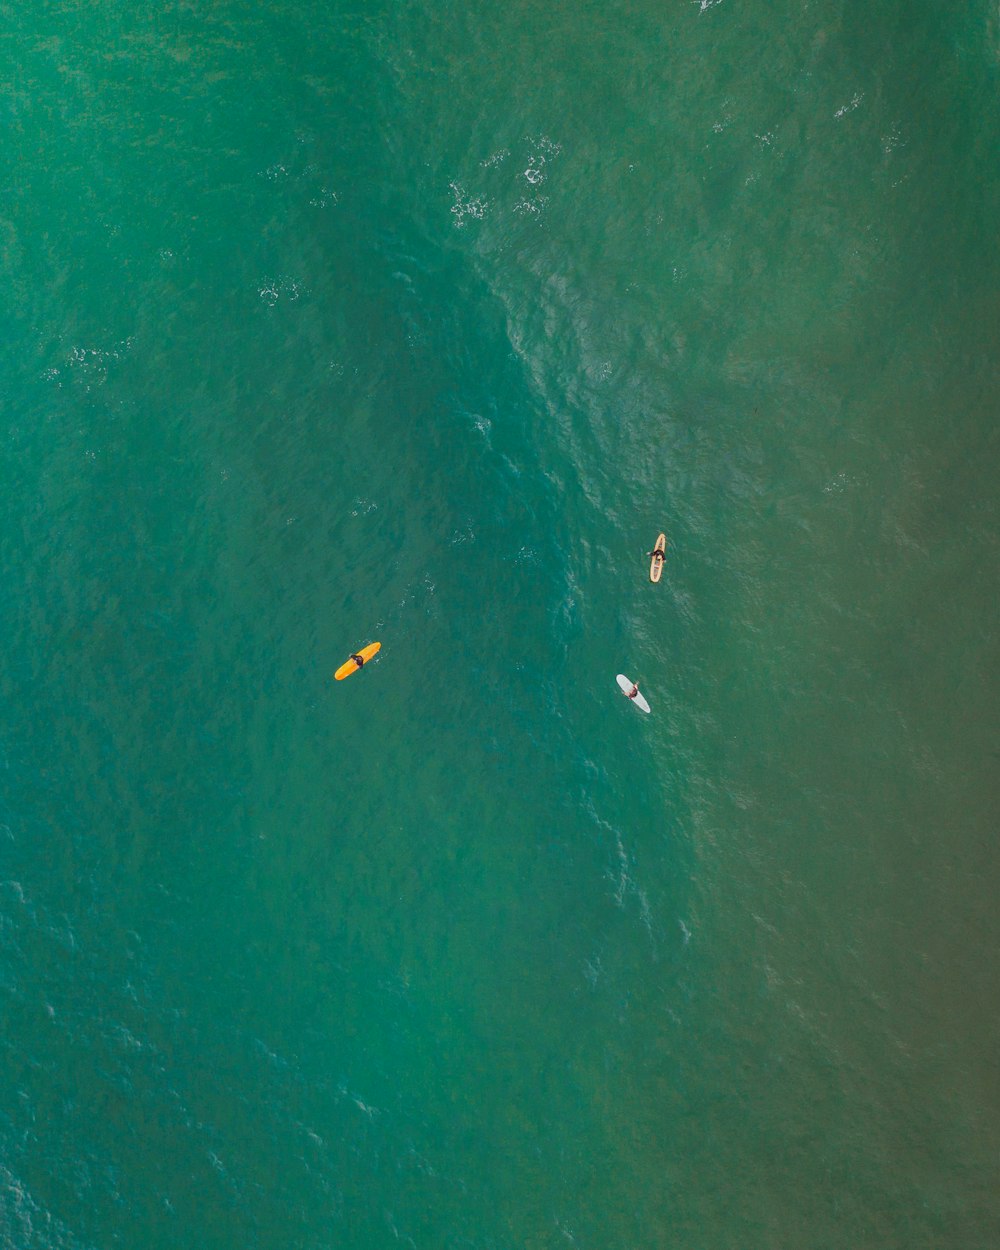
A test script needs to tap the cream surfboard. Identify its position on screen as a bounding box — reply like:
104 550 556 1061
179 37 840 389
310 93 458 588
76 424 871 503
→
649 533 666 583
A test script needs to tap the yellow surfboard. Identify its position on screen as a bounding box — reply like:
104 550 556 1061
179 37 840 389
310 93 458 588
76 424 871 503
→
334 641 381 680
649 533 666 583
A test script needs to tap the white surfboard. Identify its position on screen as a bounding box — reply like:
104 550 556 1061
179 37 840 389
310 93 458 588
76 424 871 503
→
617 674 651 713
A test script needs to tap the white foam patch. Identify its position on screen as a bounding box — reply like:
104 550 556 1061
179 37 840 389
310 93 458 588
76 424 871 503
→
448 181 489 227
258 276 304 306
835 92 865 118
0 1164 97 1250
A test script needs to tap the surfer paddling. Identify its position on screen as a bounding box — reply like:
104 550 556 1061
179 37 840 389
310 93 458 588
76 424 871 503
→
334 641 381 680
648 532 667 583
616 674 650 711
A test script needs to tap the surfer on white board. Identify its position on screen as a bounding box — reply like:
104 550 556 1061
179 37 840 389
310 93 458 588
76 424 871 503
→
617 673 651 712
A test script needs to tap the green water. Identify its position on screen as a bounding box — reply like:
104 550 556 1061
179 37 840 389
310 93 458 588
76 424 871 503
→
1 1 998 1247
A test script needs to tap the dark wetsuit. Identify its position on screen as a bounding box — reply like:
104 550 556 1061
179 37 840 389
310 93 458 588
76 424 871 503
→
351 653 365 668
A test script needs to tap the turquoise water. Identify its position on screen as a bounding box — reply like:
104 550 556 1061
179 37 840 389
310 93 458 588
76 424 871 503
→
2 1 999 1246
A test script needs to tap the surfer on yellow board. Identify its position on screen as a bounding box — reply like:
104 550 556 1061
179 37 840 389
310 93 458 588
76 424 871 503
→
334 641 381 680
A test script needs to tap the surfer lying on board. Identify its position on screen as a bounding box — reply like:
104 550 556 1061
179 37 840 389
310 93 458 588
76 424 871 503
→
626 683 640 699
647 548 664 561
350 653 365 668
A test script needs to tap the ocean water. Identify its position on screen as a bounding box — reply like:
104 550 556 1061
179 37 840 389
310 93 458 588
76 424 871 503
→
1 1 998 1247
